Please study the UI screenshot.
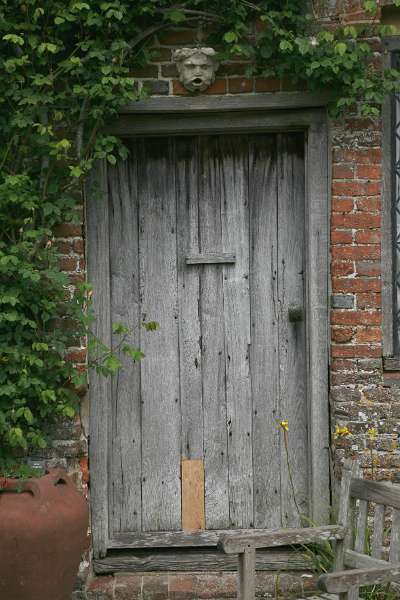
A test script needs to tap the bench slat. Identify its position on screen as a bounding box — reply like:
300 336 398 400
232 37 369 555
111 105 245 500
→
319 565 400 594
350 478 400 509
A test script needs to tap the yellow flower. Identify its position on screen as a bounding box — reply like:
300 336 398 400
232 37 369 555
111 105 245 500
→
280 420 289 432
333 425 351 439
367 427 378 441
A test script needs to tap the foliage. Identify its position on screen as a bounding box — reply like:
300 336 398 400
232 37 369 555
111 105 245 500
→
0 0 399 476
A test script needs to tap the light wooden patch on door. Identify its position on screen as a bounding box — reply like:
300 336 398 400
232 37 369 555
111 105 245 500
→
181 459 205 531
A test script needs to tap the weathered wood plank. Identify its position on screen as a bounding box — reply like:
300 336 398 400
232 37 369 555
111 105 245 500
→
371 504 386 560
220 136 253 529
335 461 360 574
248 134 280 529
181 459 205 531
306 121 330 525
319 565 400 594
108 527 304 549
220 525 346 554
239 548 256 600
199 136 229 529
93 549 311 574
350 478 400 509
390 509 400 563
119 93 331 114
354 499 368 554
86 160 111 559
108 157 142 535
344 549 389 570
108 109 326 138
139 138 181 531
175 137 203 460
186 253 236 265
277 133 308 527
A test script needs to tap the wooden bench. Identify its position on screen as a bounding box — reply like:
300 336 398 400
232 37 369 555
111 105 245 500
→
219 459 400 600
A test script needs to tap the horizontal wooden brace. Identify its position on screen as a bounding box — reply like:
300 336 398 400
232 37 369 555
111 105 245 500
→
93 548 310 574
319 565 400 594
350 478 400 509
220 525 346 554
186 253 236 265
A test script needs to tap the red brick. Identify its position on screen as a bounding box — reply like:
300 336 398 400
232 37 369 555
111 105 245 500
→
355 230 381 244
332 165 354 179
332 181 381 197
331 310 381 325
356 326 382 343
331 260 354 276
143 575 168 600
333 148 382 164
87 576 114 598
331 246 380 260
60 257 78 272
331 358 356 371
331 230 353 244
255 17 268 32
332 327 354 343
355 261 380 277
73 238 84 253
332 278 381 293
114 575 141 600
150 47 172 62
158 29 197 45
357 292 382 309
172 80 190 96
206 79 227 94
281 76 306 91
254 77 280 92
54 223 82 237
66 349 87 363
161 63 178 77
56 240 72 254
228 78 254 93
130 65 159 78
356 197 381 212
357 165 381 180
169 575 195 600
331 213 380 228
331 345 381 358
192 574 236 599
331 198 354 212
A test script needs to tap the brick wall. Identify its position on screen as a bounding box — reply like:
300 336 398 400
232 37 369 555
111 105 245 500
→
46 4 400 598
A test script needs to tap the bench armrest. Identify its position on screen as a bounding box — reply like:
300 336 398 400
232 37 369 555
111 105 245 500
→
219 525 346 554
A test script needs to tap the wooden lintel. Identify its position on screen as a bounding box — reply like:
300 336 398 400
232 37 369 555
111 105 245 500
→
186 253 236 265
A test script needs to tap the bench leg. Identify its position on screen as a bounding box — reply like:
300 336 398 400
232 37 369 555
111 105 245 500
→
238 548 256 600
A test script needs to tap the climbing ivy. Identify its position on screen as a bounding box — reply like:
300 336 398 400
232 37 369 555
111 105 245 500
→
0 0 399 475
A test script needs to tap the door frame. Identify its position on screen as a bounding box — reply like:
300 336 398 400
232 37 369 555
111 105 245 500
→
86 93 330 560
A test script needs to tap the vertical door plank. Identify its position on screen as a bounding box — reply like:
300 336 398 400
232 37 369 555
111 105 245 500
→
86 160 111 558
277 133 308 527
181 459 206 531
249 135 281 529
139 138 181 531
219 136 253 528
199 136 230 529
108 156 142 534
175 138 203 460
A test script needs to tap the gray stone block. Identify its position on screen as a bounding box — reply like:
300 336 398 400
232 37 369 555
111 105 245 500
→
331 294 354 309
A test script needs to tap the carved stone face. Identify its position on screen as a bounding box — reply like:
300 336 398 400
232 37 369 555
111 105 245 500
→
173 48 219 93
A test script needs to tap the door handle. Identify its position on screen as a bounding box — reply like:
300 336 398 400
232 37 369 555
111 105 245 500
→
288 305 303 323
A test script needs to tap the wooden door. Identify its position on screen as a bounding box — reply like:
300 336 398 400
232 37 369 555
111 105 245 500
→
103 133 309 541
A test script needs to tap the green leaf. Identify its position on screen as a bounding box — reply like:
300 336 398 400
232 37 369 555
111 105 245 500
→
335 42 347 56
143 320 159 332
3 34 24 46
224 31 238 43
167 10 186 23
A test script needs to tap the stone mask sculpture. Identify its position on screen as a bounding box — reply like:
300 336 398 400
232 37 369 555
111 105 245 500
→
173 48 219 93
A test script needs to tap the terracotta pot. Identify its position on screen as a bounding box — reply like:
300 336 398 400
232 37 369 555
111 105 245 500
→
0 468 89 600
